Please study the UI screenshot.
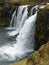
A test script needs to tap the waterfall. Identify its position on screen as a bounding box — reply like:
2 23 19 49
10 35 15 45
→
10 6 27 27
7 5 28 36
10 10 16 28
0 5 38 65
30 5 38 15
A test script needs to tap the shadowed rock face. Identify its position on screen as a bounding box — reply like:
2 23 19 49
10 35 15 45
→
35 5 49 50
0 1 16 27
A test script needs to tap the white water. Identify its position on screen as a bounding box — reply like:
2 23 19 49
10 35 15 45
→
30 5 38 15
10 10 16 27
7 5 28 36
0 5 38 65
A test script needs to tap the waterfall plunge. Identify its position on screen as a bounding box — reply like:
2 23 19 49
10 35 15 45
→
0 5 38 64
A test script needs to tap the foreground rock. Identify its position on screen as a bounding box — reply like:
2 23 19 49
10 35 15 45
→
27 42 49 65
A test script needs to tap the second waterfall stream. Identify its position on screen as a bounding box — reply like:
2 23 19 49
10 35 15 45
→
0 5 38 64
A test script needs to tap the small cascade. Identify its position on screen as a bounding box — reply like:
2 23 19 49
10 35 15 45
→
10 10 16 28
10 6 25 28
7 5 28 36
30 5 38 15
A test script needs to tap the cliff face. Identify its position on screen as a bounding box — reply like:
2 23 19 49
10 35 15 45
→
35 5 49 50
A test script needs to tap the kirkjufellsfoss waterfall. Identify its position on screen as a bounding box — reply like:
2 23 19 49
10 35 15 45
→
0 5 38 65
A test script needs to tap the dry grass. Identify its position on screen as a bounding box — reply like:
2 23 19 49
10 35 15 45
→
10 59 27 65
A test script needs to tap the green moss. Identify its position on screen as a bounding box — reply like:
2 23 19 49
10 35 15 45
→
27 42 49 65
31 52 40 63
27 60 33 65
32 52 38 61
0 7 3 11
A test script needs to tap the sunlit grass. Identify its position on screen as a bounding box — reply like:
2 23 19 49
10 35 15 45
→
10 59 27 65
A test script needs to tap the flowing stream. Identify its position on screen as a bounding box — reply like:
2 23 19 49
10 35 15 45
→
0 5 38 65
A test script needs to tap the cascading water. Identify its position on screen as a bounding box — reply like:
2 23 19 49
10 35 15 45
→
0 5 38 65
30 5 38 15
7 5 28 36
10 10 16 28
